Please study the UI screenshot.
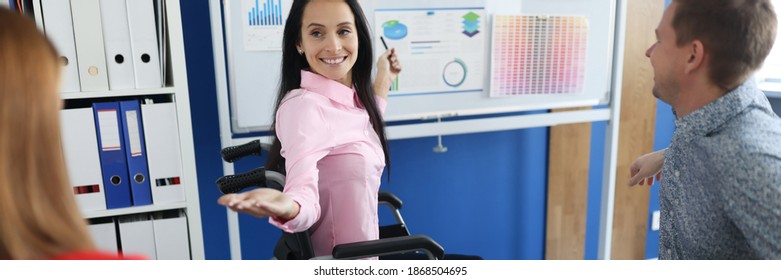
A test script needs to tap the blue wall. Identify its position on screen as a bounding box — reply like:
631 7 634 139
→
378 127 550 259
181 0 675 260
181 0 231 260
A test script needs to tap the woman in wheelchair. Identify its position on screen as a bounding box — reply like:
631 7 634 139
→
218 0 402 259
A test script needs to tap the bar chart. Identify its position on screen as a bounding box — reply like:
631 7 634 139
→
248 0 283 26
240 0 291 51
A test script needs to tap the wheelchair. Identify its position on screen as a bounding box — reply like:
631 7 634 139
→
215 139 447 260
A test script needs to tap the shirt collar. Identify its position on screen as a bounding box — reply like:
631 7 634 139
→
300 70 357 108
673 79 760 142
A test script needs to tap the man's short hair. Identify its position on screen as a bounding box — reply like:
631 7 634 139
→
673 0 777 90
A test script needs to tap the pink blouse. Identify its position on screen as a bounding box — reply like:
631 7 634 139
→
269 70 387 258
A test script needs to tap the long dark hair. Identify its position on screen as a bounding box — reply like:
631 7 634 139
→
266 0 390 177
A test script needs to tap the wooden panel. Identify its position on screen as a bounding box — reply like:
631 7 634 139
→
545 0 664 260
546 107 592 259
610 0 664 260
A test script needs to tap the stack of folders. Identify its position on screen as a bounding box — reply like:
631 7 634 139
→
60 99 186 212
87 210 191 260
40 0 165 92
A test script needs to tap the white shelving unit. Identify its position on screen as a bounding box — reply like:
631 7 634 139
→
60 87 177 100
33 0 204 259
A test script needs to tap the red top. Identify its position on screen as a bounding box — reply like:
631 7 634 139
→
50 251 148 260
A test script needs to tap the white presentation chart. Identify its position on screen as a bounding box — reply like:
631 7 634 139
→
490 15 589 97
374 7 486 96
241 0 291 51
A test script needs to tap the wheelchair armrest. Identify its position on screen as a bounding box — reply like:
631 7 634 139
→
378 191 410 238
378 190 403 210
331 234 444 260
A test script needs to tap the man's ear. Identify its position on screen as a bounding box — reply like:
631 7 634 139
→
684 40 705 74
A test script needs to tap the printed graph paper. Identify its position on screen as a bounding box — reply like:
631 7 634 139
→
490 15 589 97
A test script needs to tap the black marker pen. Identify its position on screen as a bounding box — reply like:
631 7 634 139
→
380 36 388 50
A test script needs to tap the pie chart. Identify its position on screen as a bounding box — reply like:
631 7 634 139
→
442 59 467 87
382 20 408 40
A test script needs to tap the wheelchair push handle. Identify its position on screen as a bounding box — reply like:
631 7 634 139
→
215 167 266 194
221 139 266 162
215 167 287 194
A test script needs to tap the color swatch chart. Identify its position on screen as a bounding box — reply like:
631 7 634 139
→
490 15 588 97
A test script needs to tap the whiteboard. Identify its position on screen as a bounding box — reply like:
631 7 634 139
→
219 0 616 133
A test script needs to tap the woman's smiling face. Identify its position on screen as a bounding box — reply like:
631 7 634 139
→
298 0 358 87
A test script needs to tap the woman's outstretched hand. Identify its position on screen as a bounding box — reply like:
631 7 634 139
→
218 188 300 221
